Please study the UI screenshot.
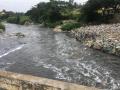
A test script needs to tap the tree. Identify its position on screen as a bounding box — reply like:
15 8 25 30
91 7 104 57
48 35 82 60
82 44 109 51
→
69 0 74 5
26 1 63 23
26 0 81 25
79 0 120 23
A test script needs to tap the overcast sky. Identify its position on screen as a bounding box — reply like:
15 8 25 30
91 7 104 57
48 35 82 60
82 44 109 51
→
0 0 87 12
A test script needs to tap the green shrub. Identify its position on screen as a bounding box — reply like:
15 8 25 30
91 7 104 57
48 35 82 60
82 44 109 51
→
7 16 19 24
44 21 63 28
61 22 81 31
0 23 5 30
7 16 31 25
19 16 31 25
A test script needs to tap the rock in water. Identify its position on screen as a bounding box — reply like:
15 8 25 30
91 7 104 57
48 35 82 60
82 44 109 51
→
15 32 25 38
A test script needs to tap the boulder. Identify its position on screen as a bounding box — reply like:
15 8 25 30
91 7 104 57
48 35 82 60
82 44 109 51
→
53 26 62 32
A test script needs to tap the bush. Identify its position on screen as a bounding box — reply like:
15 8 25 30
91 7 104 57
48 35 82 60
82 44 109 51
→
0 23 5 30
61 22 81 31
19 16 31 25
44 21 63 28
7 16 31 25
7 16 19 24
79 0 120 23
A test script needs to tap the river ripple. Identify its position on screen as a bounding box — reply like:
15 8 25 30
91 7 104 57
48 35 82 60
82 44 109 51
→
0 23 120 90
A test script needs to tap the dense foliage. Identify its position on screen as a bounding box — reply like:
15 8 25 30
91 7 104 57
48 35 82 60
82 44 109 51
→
7 15 31 25
19 16 31 25
0 10 31 25
44 21 63 28
7 16 19 24
26 0 81 27
61 22 81 31
0 23 5 33
1 0 119 27
80 0 120 23
0 10 15 21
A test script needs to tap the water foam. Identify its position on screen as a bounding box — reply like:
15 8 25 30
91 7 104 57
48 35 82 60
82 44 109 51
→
35 59 120 90
0 45 24 58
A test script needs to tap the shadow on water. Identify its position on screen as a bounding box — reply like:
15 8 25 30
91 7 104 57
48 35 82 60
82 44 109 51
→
0 23 120 90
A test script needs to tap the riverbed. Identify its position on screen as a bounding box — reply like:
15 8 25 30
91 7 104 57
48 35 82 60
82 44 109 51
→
0 23 120 90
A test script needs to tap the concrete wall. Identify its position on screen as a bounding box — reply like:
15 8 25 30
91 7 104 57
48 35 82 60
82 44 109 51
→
0 70 100 90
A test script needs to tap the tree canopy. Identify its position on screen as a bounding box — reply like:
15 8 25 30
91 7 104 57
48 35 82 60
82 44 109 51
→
80 0 120 23
26 0 81 24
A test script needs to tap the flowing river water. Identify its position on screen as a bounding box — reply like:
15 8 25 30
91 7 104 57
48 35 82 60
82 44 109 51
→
0 23 120 90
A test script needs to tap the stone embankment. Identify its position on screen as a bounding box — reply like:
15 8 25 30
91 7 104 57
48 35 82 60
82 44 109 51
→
0 70 100 90
70 23 120 56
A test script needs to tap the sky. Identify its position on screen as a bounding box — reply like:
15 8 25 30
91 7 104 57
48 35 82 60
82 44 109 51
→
0 0 87 12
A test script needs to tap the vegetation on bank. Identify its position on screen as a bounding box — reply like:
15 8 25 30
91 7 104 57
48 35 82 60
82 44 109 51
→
0 0 120 28
7 15 31 25
25 0 120 29
0 23 5 33
80 0 120 23
44 21 63 28
61 22 81 31
0 11 31 25
7 16 19 24
25 0 81 28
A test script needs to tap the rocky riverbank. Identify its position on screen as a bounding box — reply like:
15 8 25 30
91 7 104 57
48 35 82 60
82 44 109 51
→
69 23 120 56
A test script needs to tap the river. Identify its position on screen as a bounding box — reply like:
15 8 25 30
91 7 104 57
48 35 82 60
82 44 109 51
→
0 23 120 90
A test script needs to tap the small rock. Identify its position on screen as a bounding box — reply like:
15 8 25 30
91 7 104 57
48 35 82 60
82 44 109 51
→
53 26 62 32
15 32 25 38
93 40 103 50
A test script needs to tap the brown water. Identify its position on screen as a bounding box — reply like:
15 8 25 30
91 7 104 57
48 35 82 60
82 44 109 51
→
0 23 120 90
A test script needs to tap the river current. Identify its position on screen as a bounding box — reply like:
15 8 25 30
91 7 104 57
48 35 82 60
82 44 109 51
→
0 23 120 90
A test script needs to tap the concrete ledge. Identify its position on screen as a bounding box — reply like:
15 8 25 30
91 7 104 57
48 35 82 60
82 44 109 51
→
0 70 100 90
